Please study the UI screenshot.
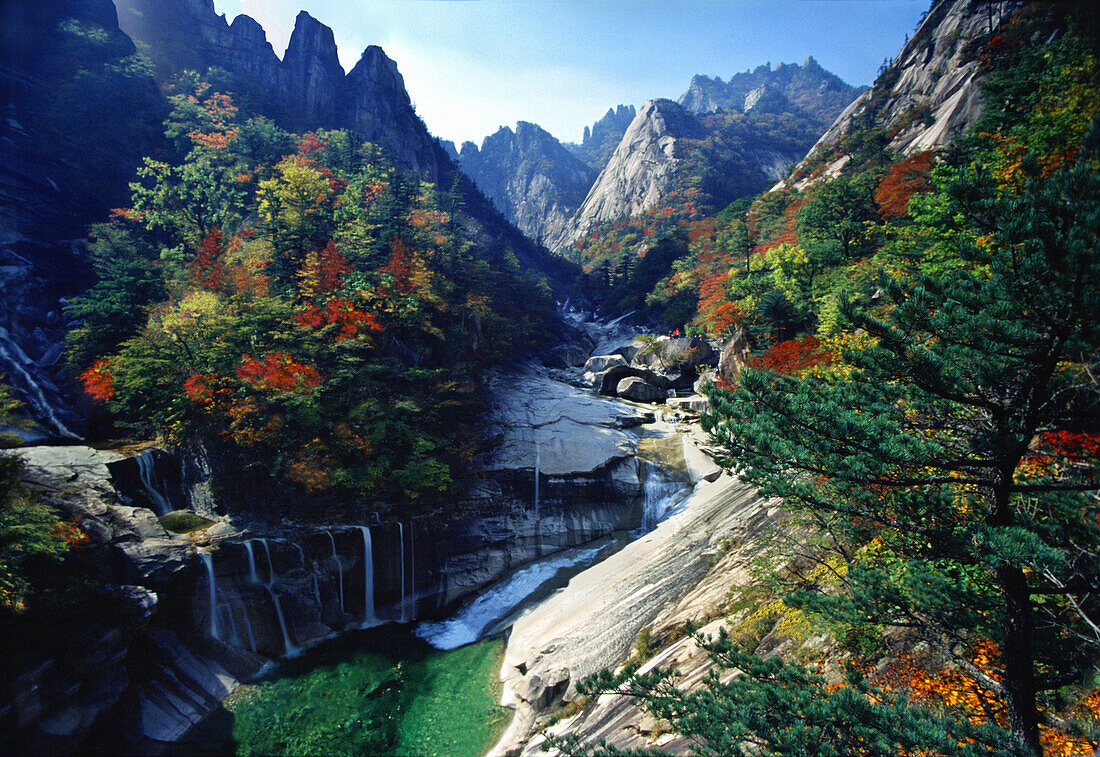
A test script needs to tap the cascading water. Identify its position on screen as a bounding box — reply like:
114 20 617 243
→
534 440 541 521
326 530 345 614
244 540 259 584
359 526 376 625
640 462 690 533
264 585 299 656
259 538 276 583
398 522 406 622
200 551 220 641
136 450 172 515
415 544 606 650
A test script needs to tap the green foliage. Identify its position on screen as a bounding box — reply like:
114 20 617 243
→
703 146 1100 752
553 631 1021 757
67 84 556 514
0 387 66 613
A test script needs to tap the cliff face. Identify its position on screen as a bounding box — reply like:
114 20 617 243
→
114 0 451 183
678 57 863 126
553 100 704 251
459 122 597 248
786 0 1021 186
0 0 165 439
566 104 637 171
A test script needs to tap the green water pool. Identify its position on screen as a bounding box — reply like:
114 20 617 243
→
183 626 510 757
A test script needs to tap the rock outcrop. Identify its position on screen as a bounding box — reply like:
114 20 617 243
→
459 122 597 248
678 57 863 126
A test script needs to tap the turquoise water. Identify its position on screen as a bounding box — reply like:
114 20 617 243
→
183 625 509 757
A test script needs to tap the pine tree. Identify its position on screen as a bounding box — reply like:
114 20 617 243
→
700 145 1100 754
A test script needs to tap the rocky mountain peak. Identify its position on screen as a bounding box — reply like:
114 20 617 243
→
569 104 637 171
284 10 342 73
786 0 1021 189
743 83 789 113
459 118 597 248
346 45 407 102
553 99 701 251
677 58 862 125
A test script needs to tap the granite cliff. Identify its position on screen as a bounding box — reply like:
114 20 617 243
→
459 122 597 249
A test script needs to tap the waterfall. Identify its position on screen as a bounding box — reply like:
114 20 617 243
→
291 542 307 567
136 451 172 515
244 540 259 584
534 440 540 520
312 574 324 610
264 585 299 656
359 526 376 624
640 463 689 533
199 551 219 641
398 522 406 622
408 527 415 620
232 596 258 652
326 531 345 614
259 538 276 583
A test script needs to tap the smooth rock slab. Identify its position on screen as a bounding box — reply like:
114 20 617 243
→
480 367 649 477
489 476 769 756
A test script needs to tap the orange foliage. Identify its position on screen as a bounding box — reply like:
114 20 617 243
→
875 150 934 218
79 359 114 402
878 641 1098 755
747 336 833 375
51 520 91 547
286 439 332 492
297 132 326 155
236 353 321 393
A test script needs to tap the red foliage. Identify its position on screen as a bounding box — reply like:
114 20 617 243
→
295 298 383 340
191 228 225 290
79 359 114 402
1034 431 1100 462
380 238 416 294
747 336 833 376
183 373 221 406
875 150 934 218
236 353 321 393
297 132 326 156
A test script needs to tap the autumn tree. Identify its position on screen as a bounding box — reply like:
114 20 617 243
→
699 144 1100 754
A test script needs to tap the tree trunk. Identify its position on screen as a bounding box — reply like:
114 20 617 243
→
998 564 1044 756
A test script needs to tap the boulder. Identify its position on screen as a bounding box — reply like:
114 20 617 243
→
667 395 710 415
631 336 715 372
595 365 672 397
718 328 750 384
582 354 627 373
693 369 718 395
616 377 667 403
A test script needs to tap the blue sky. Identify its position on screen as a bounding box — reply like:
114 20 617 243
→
213 1 927 147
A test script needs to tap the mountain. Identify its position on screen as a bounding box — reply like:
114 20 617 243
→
554 100 703 251
782 0 1019 187
114 1 446 182
566 104 637 170
556 98 820 253
678 57 863 126
458 122 597 248
113 0 575 291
